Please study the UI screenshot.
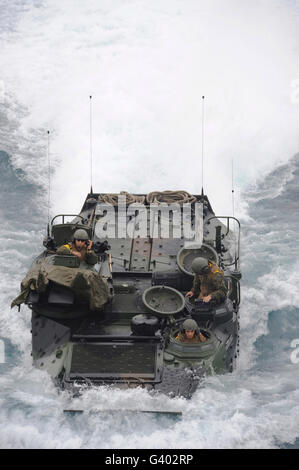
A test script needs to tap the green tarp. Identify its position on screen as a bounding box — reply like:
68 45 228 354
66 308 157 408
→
11 258 109 312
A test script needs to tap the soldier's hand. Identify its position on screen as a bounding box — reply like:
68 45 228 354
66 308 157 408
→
202 295 212 303
87 240 93 250
185 291 194 298
199 332 206 342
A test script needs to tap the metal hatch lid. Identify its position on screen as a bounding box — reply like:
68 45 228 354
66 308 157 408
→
65 341 164 383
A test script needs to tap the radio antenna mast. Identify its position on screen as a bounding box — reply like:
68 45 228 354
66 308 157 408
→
232 158 235 218
201 95 205 198
89 95 93 194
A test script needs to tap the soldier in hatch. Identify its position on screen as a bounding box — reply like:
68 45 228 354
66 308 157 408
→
57 229 98 267
185 257 227 305
176 318 206 343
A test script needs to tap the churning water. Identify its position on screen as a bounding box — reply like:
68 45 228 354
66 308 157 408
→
0 0 299 449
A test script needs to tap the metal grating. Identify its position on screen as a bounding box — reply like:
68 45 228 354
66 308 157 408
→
70 342 156 376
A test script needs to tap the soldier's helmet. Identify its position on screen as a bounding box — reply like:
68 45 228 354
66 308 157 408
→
73 229 89 241
182 318 199 333
191 257 209 275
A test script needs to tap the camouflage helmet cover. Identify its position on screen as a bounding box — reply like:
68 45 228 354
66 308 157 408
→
182 318 199 332
73 229 89 241
191 257 209 274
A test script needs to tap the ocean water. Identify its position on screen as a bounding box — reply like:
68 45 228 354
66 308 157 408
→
0 0 299 449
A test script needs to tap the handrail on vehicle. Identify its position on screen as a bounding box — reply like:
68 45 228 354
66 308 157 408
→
207 216 241 271
51 214 84 226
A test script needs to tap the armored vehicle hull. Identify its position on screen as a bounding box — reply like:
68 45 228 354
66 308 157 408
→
14 190 241 399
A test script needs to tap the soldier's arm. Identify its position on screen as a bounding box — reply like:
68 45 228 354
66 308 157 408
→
176 332 184 342
199 332 206 342
191 275 201 297
85 249 98 265
209 274 228 303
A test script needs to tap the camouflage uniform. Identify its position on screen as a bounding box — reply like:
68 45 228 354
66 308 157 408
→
191 261 227 304
57 242 98 266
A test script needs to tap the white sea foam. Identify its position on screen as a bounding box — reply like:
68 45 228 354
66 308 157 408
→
0 0 299 216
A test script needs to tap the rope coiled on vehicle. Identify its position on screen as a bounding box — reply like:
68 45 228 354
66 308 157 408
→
98 191 145 205
98 190 197 205
146 190 197 205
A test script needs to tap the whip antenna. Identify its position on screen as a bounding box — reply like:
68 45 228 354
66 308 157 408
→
47 130 51 236
201 95 205 197
232 158 235 218
89 95 93 194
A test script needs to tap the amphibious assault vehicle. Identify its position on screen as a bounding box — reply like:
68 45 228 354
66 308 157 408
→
12 190 241 399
